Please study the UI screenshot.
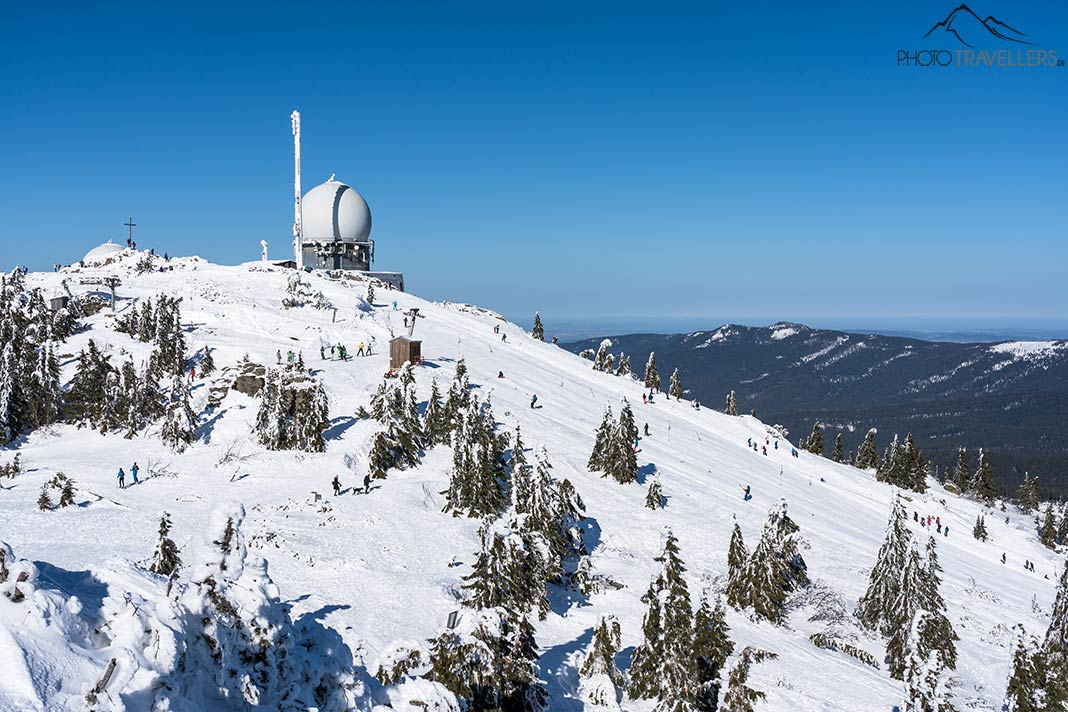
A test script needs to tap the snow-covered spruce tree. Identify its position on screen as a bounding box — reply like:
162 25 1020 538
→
886 544 925 680
510 427 532 513
720 647 777 712
805 422 824 456
37 484 53 511
1016 472 1040 513
587 404 614 473
644 352 661 391
693 593 734 712
669 368 683 401
199 345 215 376
971 449 998 503
179 505 355 711
972 515 988 542
645 477 664 510
63 339 115 428
734 499 808 624
831 433 844 463
0 341 23 443
615 354 632 378
918 536 958 670
857 496 912 635
127 356 166 436
951 447 971 493
724 390 738 416
255 364 330 453
23 343 61 431
856 429 879 469
160 375 198 452
628 530 698 710
725 515 750 610
442 397 508 518
424 378 451 447
902 433 929 493
1040 504 1058 549
444 358 472 425
580 615 623 711
149 512 182 577
593 339 613 372
1004 624 1043 712
1042 560 1068 707
903 609 957 712
532 312 544 341
57 475 75 507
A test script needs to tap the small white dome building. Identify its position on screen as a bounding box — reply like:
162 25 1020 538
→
82 240 126 262
302 178 372 241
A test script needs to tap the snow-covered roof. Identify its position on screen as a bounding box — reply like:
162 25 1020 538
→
82 240 126 261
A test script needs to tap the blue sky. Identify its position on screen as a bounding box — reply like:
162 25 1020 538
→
2 1 1066 332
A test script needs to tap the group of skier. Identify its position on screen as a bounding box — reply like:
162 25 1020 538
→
913 510 950 537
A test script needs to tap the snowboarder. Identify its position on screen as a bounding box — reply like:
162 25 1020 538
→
644 423 650 436
332 475 341 497
117 468 126 489
742 485 752 501
131 462 139 485
363 473 372 494
530 394 538 409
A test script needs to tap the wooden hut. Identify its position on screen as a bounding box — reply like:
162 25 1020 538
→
389 336 422 369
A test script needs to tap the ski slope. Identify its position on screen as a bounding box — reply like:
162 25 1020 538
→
0 251 1062 711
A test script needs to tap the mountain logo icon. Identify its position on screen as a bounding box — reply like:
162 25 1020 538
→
924 4 1036 48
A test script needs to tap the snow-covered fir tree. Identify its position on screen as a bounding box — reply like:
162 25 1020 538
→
1042 560 1068 707
804 422 824 456
693 593 734 712
629 530 699 711
531 312 544 341
37 483 53 511
64 339 115 429
588 399 638 484
160 374 198 452
149 512 182 577
951 447 971 493
1016 472 1040 513
0 342 21 443
1003 624 1043 712
857 495 913 635
645 477 664 510
644 352 661 392
580 615 623 711
724 390 738 416
56 475 75 507
831 433 844 462
855 428 879 469
255 363 331 453
972 515 988 542
917 536 958 670
423 378 451 447
725 515 749 610
199 345 215 375
669 368 683 401
731 499 809 624
887 544 925 680
442 397 509 518
971 449 998 503
615 354 632 378
720 647 777 712
903 609 957 712
587 405 614 473
592 339 613 372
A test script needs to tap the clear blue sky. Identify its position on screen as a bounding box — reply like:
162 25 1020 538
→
2 1 1066 330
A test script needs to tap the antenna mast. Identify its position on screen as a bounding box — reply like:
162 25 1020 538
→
291 110 304 269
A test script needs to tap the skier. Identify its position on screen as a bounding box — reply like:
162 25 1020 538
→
501 333 507 342
695 400 700 410
944 526 949 537
642 393 647 404
936 522 942 534
936 516 941 528
644 423 650 436
190 367 196 380
762 446 767 456
498 371 504 378
530 394 538 409
914 511 919 522
320 345 325 360
791 448 798 457
117 468 126 489
1001 552 1006 564
747 438 752 447
742 485 751 501
493 323 500 334
332 475 341 497
131 462 139 485
276 349 282 364
357 342 365 357
363 473 372 494
1025 559 1031 571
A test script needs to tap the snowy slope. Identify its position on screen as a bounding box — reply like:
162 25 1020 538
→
0 250 1063 711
